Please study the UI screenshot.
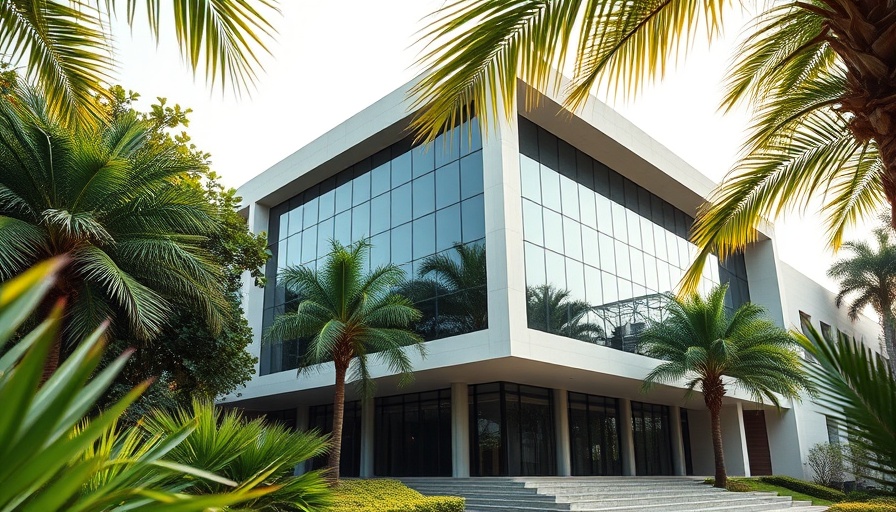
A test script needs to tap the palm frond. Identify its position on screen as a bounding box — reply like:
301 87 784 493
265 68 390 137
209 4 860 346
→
683 107 878 295
411 0 730 143
71 245 170 340
0 1 112 124
0 216 48 279
798 321 896 483
132 0 279 94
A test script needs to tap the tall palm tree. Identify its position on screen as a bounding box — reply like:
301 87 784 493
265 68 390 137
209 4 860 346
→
799 319 896 485
266 240 424 481
411 0 894 294
639 284 810 487
0 0 278 123
0 85 227 376
828 227 896 374
527 284 604 342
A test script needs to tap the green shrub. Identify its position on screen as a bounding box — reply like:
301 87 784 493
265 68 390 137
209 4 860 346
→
725 480 753 492
330 480 464 512
759 475 847 501
828 502 896 512
847 492 896 503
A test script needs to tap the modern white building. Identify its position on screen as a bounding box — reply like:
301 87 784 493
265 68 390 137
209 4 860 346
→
225 78 881 480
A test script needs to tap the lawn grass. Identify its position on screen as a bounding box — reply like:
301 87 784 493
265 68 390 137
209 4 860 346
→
725 478 835 507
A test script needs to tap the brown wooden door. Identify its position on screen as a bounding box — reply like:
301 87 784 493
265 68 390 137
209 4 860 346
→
743 410 773 475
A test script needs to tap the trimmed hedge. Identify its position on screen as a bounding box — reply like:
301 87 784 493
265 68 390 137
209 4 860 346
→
329 479 464 512
828 501 896 512
758 475 846 502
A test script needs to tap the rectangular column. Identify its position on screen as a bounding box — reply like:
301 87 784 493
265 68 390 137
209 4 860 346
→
360 397 375 478
554 389 571 476
670 406 687 476
721 402 752 477
451 382 470 477
619 398 637 476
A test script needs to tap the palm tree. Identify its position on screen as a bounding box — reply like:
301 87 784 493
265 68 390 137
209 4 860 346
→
404 242 488 336
266 240 424 481
0 0 277 123
828 227 896 374
799 320 896 486
526 284 604 342
0 85 226 377
411 0 894 294
639 284 810 487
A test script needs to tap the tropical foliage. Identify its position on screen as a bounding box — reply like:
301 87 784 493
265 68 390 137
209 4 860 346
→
266 239 424 481
799 320 896 487
142 401 331 512
0 259 281 511
828 227 896 374
639 284 810 487
411 0 895 294
526 284 604 342
0 82 268 400
0 0 278 124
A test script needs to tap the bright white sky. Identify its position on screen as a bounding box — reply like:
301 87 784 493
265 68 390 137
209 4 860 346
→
111 0 875 292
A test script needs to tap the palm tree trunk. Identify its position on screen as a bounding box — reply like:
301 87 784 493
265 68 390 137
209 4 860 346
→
818 0 896 228
327 363 348 482
704 377 727 488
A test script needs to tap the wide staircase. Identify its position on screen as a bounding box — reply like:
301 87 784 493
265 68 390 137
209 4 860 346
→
402 477 830 512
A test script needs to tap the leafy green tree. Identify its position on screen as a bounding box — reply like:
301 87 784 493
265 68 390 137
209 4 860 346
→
526 284 604 342
266 240 424 481
92 88 268 417
799 320 896 486
639 284 810 487
828 227 896 374
411 0 894 294
0 84 228 379
0 0 278 123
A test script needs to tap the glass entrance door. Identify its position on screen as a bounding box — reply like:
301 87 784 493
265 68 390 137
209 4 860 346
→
568 392 623 475
631 401 674 475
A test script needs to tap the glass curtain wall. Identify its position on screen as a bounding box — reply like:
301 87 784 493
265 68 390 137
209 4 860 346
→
308 401 362 477
261 120 486 374
469 382 556 476
518 116 750 351
568 392 623 476
681 408 694 475
631 401 674 476
374 389 452 477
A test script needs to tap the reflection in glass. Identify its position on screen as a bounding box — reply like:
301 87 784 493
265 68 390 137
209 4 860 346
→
399 243 488 340
261 121 485 375
526 284 605 343
518 116 748 355
569 392 622 476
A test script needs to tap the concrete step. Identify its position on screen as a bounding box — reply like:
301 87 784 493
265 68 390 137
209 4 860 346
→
402 477 825 512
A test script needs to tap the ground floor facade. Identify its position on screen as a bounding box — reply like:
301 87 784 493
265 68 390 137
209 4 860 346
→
256 378 782 480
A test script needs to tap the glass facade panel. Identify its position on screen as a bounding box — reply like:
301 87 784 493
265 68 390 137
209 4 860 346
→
261 123 485 374
374 389 452 476
568 392 622 476
518 116 749 354
308 401 362 477
469 382 556 476
631 401 674 476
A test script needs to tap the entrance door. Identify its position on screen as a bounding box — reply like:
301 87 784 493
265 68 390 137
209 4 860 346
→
743 410 773 476
631 401 674 476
